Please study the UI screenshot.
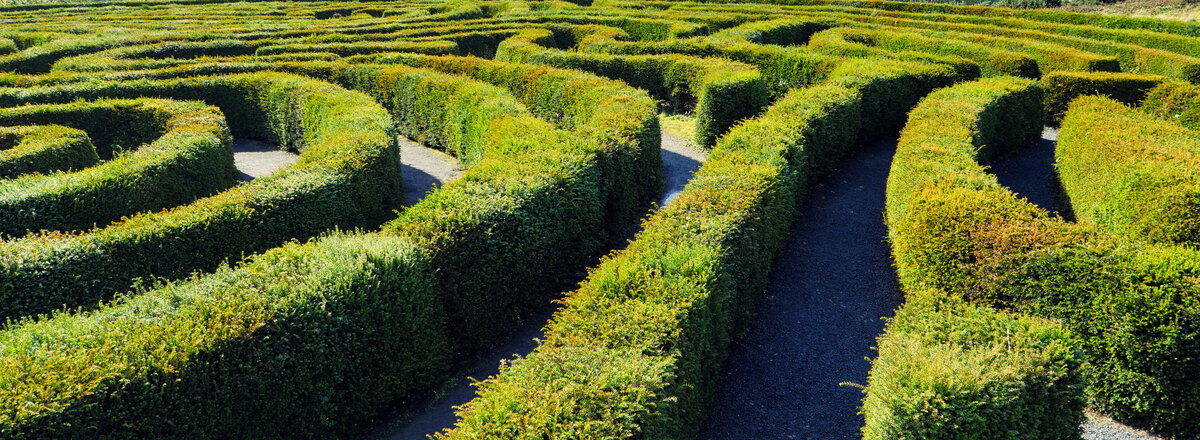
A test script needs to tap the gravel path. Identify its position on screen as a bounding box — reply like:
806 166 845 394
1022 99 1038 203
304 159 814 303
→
356 130 703 440
988 128 1160 440
698 139 903 440
400 136 461 206
988 128 1071 220
232 139 298 181
660 130 705 206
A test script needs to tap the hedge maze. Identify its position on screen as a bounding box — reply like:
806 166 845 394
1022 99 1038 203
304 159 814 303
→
0 0 1197 438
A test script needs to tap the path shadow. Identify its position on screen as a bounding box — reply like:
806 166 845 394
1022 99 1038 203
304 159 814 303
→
660 142 704 206
401 162 443 206
232 139 297 182
987 128 1074 221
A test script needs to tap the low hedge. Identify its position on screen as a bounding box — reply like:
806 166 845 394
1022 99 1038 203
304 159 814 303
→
433 56 959 439
863 294 1083 440
1058 95 1200 247
254 40 457 57
0 72 400 322
0 98 232 237
1141 80 1200 131
495 28 768 149
807 28 982 82
874 76 1084 439
827 26 1041 78
1041 70 1166 124
0 125 97 179
0 62 658 437
884 76 1200 437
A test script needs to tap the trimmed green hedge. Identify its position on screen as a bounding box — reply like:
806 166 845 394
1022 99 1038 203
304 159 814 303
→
825 26 1041 78
808 28 983 82
432 57 957 439
0 62 659 437
864 294 1083 440
0 125 97 179
1142 80 1200 131
495 28 768 149
883 76 1200 437
0 98 232 237
1058 95 1200 247
874 76 1084 439
0 72 399 322
1042 70 1166 124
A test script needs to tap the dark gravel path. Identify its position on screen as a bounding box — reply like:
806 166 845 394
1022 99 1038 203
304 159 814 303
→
988 128 1072 220
356 130 704 440
698 139 903 440
232 139 298 181
987 128 1159 440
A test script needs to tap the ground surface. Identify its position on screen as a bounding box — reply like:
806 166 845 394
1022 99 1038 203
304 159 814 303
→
232 139 298 181
1057 0 1200 21
399 136 461 205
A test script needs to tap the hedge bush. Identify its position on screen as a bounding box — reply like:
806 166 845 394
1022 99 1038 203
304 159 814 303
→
433 57 960 439
496 28 767 149
873 76 1085 438
884 76 1200 437
0 98 232 237
1141 80 1200 130
0 72 399 322
1041 70 1166 124
1058 95 1200 248
0 125 97 179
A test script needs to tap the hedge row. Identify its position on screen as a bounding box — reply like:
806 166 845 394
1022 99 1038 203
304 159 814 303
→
432 58 956 440
0 124 96 179
344 53 661 235
1041 70 1166 124
0 61 658 438
883 76 1200 437
807 28 983 81
0 72 400 322
1141 80 1200 131
1058 96 1200 248
822 26 1041 78
873 76 1083 439
495 28 767 149
0 98 232 237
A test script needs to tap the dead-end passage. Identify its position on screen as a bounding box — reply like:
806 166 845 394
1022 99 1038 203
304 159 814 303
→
698 139 903 440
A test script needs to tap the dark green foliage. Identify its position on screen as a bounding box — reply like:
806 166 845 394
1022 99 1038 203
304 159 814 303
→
1042 70 1166 124
0 125 97 179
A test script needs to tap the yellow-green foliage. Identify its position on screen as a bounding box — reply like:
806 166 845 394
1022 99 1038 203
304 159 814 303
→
1042 70 1166 124
0 125 96 179
1058 95 1200 247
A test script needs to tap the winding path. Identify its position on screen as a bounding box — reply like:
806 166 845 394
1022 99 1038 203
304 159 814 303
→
399 136 462 206
697 139 902 439
356 128 705 440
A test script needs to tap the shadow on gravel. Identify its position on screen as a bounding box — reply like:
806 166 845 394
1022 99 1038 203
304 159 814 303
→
232 139 298 181
399 138 462 206
987 128 1073 221
698 139 903 440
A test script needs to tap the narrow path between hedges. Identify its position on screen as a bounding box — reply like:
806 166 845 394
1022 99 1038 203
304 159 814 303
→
988 128 1161 440
697 138 903 440
356 128 705 440
232 139 298 181
399 136 462 206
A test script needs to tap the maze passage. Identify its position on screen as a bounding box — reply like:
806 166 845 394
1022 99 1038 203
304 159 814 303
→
0 0 1196 439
